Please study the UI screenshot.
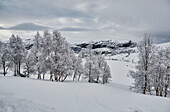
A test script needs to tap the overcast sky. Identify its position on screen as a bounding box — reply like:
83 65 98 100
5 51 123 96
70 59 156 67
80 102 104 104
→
0 0 170 43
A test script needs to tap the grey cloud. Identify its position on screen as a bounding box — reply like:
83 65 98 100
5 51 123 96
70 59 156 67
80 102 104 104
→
0 0 170 43
60 27 98 32
152 32 170 44
48 9 92 18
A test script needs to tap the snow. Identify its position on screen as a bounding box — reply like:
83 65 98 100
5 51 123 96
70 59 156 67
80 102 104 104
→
0 76 170 112
107 60 134 85
106 52 138 63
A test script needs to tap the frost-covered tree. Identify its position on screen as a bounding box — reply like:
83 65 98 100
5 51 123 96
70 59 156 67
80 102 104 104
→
153 48 170 97
96 55 105 83
151 48 165 96
84 43 111 84
0 41 11 76
30 30 76 81
0 43 11 76
72 54 84 81
130 34 156 94
164 47 170 97
9 34 24 76
51 30 64 81
130 34 170 97
58 42 74 82
31 32 44 79
23 50 35 78
95 55 111 84
84 43 95 83
102 61 111 84
50 30 75 82
42 30 53 81
151 47 170 97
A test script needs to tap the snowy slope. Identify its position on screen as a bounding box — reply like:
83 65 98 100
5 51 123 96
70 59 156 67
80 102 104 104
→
107 60 134 85
158 42 170 48
0 77 170 112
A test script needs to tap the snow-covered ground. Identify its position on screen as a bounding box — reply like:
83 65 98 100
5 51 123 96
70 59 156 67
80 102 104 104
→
0 42 170 112
107 60 134 85
1 59 170 112
0 75 170 112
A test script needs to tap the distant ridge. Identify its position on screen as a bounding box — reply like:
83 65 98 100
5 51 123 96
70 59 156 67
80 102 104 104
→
8 23 51 31
0 26 5 29
71 40 137 53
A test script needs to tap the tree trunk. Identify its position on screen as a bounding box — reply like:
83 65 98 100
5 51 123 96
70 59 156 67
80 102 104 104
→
50 74 53 81
156 88 159 96
37 74 39 79
37 73 41 79
78 74 81 81
164 84 168 97
49 65 53 81
89 64 91 83
73 72 76 81
164 67 169 97
43 73 45 80
158 69 162 96
19 61 21 75
55 69 58 82
62 74 68 82
14 57 17 76
3 61 6 76
97 76 99 83
58 74 61 82
37 68 41 79
61 70 64 82
103 75 105 84
160 86 163 97
143 38 149 95
160 74 163 97
17 62 19 75
143 72 147 94
27 67 29 78
54 50 58 82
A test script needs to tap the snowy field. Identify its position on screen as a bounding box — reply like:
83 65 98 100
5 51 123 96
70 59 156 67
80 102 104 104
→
0 40 170 112
0 59 170 112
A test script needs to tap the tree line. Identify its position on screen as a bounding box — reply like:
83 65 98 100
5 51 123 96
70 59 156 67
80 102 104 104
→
130 34 170 97
0 30 111 84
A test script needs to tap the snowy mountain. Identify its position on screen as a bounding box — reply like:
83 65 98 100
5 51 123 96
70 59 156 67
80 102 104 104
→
8 23 51 31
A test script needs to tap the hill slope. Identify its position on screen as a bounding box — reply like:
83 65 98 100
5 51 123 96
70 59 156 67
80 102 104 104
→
0 76 170 112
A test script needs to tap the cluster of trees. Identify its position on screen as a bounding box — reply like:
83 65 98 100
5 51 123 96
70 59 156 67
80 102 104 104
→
0 30 111 84
130 34 170 97
84 43 111 84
